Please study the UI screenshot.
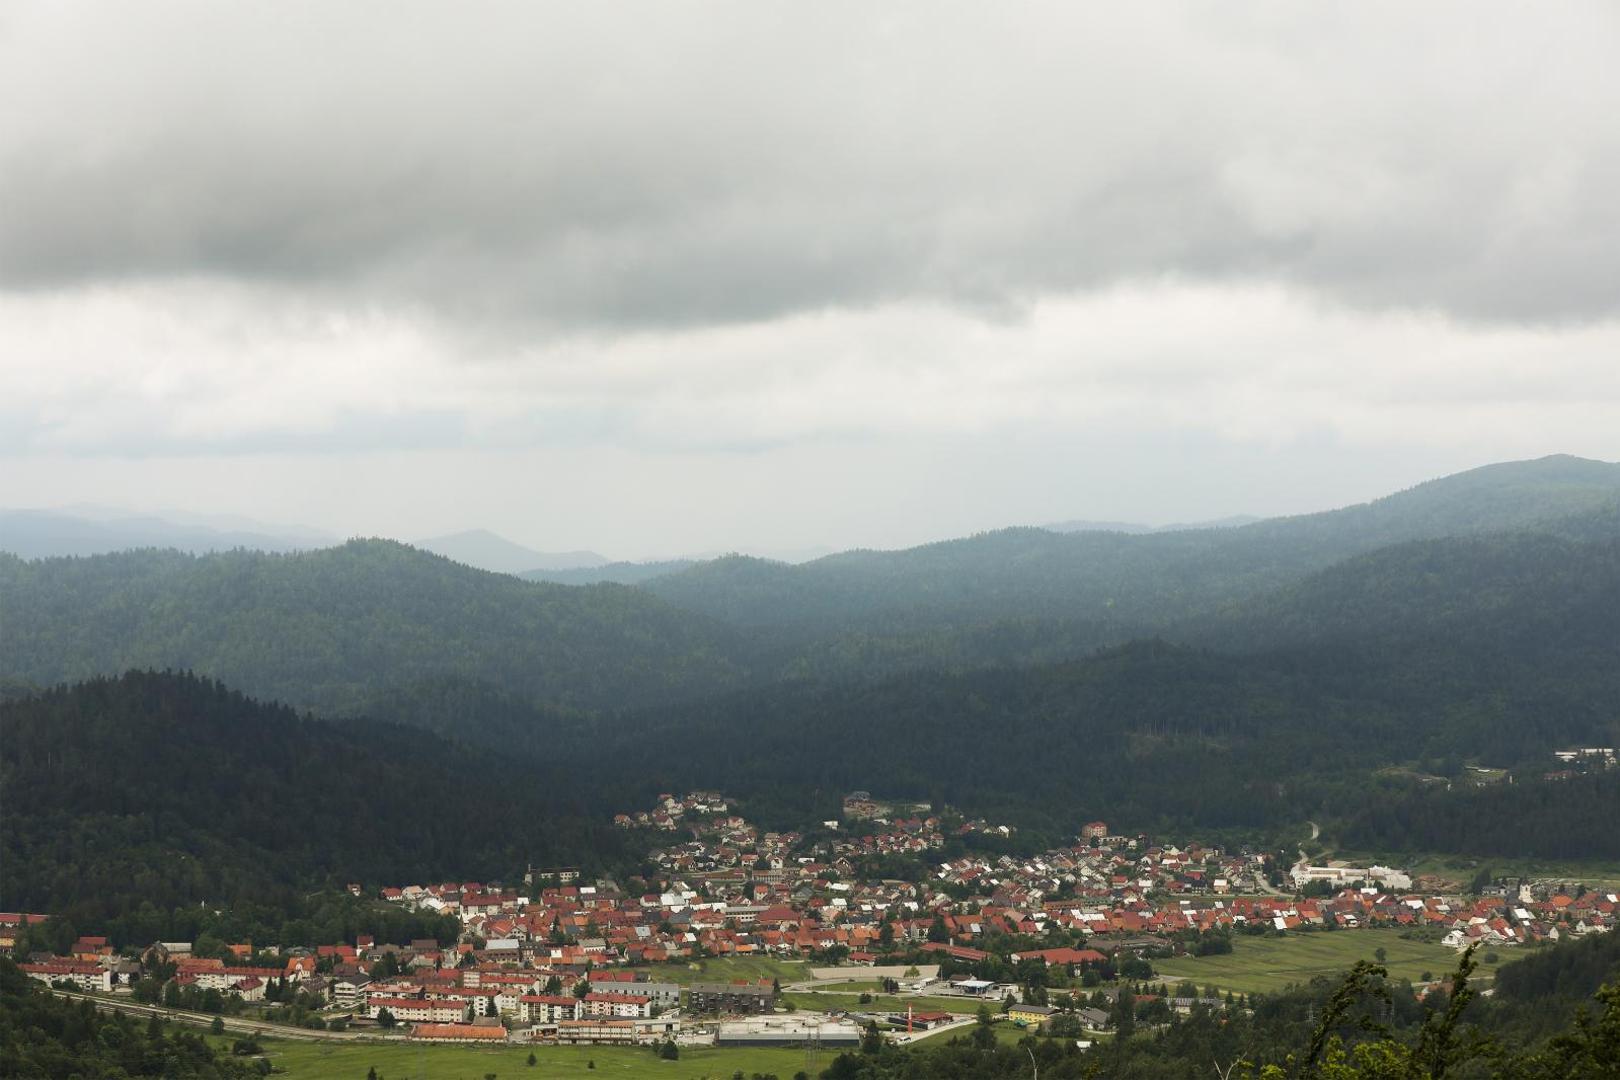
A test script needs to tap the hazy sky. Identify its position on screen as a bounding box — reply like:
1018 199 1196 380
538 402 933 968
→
4 2 1619 558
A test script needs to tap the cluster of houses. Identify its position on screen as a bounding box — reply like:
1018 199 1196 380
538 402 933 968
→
1545 746 1618 782
326 963 778 1045
6 922 785 1046
612 791 731 831
841 791 922 822
931 831 1274 903
10 798 1617 1047
369 804 1620 973
10 877 1616 1047
367 844 1618 993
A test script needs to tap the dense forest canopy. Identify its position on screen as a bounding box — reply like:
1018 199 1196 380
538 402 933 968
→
0 539 750 715
4 455 1620 865
0 671 629 934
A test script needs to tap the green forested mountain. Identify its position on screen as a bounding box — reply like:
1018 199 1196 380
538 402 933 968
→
0 671 627 930
596 538 1620 850
1342 770 1620 860
0 507 329 559
5 457 1620 862
416 527 607 574
5 457 1618 722
641 455 1620 638
1178 530 1620 741
1190 531 1620 652
0 539 749 715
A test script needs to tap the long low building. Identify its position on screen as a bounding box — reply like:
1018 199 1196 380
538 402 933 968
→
1291 864 1412 890
716 1018 861 1047
410 1023 508 1043
543 1016 679 1045
367 997 467 1023
555 1019 638 1044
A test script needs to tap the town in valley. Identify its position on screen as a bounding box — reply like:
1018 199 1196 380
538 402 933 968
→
12 785 1616 1058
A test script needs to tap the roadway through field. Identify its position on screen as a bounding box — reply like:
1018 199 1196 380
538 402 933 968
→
46 988 392 1043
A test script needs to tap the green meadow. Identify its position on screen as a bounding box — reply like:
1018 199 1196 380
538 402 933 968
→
1153 928 1509 996
252 1038 817 1080
628 956 810 987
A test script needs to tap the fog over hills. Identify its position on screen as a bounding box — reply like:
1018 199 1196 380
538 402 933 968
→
638 454 1620 633
0 508 335 559
414 528 609 574
5 454 1617 714
1043 515 1262 534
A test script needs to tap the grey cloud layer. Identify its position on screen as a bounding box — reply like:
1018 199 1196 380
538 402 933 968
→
3 1 1618 327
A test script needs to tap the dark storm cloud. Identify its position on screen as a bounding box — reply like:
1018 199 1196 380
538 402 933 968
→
2 2 1618 330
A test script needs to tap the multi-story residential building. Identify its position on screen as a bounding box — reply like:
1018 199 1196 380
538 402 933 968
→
688 979 776 1014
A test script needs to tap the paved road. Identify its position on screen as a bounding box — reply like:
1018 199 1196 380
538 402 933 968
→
46 988 397 1044
1291 821 1326 885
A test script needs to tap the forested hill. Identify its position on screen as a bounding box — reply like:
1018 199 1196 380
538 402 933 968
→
0 539 750 715
596 554 1620 853
5 457 1619 723
0 671 626 928
639 455 1620 634
1179 528 1620 707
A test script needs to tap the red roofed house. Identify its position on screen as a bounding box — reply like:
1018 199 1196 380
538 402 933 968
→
582 992 652 1018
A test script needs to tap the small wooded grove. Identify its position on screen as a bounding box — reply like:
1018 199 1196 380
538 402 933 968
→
0 958 261 1078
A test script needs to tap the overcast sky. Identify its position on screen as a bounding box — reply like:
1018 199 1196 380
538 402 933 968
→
3 2 1619 558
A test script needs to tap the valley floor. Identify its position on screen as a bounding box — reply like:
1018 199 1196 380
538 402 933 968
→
1152 927 1507 996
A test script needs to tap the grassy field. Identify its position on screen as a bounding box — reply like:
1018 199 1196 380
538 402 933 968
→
1314 844 1620 890
779 991 976 1015
255 1037 816 1079
1397 853 1620 889
1153 928 1506 996
628 956 810 987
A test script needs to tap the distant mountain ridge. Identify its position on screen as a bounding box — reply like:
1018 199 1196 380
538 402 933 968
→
4 454 1619 780
415 528 608 574
1043 514 1261 534
0 508 333 559
6 455 1620 863
639 455 1620 634
0 539 747 716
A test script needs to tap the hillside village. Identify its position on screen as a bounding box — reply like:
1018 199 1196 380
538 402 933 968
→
7 791 1616 1048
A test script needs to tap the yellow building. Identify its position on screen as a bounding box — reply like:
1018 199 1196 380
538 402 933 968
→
1008 1003 1057 1028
